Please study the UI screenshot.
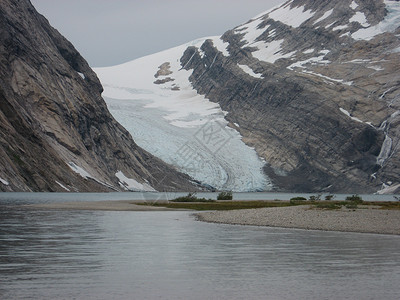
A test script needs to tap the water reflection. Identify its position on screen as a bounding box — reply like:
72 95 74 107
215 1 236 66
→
1 208 400 299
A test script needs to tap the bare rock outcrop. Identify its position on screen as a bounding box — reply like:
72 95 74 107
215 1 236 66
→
0 0 196 192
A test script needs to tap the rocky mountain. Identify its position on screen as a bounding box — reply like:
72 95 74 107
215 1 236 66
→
0 0 197 192
97 0 400 194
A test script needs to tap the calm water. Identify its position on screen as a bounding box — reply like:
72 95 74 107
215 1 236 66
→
1 195 400 299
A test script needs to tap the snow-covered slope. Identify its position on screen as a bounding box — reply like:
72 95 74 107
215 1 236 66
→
96 0 400 194
95 37 271 192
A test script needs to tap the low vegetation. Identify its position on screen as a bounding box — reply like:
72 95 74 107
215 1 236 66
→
135 193 400 211
217 191 233 200
170 192 214 203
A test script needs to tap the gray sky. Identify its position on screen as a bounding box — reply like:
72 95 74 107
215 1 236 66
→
31 0 284 67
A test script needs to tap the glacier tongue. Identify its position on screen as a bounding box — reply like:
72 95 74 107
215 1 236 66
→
95 38 272 192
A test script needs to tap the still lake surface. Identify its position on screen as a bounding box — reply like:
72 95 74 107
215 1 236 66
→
1 193 400 299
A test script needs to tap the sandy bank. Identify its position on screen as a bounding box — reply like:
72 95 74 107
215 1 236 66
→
26 200 177 211
196 205 400 235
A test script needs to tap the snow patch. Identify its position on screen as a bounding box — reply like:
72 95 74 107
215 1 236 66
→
268 3 315 28
377 182 400 194
236 19 269 46
252 39 295 64
116 171 156 192
210 37 230 57
332 24 349 31
0 177 9 185
352 0 400 40
349 11 369 27
303 49 314 54
68 162 114 189
303 71 353 86
340 108 364 123
77 72 85 79
377 134 393 166
237 64 263 79
313 9 334 25
55 181 70 191
350 1 358 10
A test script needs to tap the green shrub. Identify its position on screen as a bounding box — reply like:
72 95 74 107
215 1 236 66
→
217 191 233 200
290 197 307 201
309 194 321 202
325 194 335 201
171 192 215 202
345 194 363 204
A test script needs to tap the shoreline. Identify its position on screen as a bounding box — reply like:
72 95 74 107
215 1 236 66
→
196 205 400 235
25 200 179 211
22 200 400 235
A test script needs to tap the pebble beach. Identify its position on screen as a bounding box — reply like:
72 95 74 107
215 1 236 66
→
196 205 400 235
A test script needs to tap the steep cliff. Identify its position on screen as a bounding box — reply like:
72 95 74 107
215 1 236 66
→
0 0 196 192
179 0 400 193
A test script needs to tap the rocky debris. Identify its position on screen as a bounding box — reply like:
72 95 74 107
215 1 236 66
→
0 0 197 192
179 0 400 193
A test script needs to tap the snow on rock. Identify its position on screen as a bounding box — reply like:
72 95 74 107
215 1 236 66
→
235 19 268 46
376 182 400 194
350 1 358 10
377 134 393 166
352 0 400 40
237 64 263 79
268 2 314 28
95 38 271 192
68 162 114 189
349 11 369 27
0 177 9 185
339 108 364 123
252 39 295 64
116 171 156 192
313 9 334 25
77 72 85 79
55 181 70 191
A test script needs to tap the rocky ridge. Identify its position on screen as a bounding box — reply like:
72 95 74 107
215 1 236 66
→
178 0 400 193
0 0 196 192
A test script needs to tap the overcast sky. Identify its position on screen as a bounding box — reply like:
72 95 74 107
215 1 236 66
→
31 0 284 67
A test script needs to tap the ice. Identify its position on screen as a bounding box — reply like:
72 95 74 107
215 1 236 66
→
352 0 400 40
268 3 315 28
237 64 263 79
313 9 334 25
95 38 272 192
377 182 400 194
0 177 9 185
116 171 156 192
210 37 230 57
55 180 70 191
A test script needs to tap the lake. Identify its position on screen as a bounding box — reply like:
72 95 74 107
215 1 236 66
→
1 194 400 299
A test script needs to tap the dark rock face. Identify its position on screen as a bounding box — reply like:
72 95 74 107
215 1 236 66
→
0 0 195 192
180 0 400 193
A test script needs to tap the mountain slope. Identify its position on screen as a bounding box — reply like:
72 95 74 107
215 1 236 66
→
0 0 196 192
97 0 400 194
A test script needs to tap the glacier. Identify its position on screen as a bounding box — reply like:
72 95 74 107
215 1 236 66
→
95 38 272 192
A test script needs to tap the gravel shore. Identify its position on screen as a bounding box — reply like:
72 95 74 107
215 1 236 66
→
196 205 400 235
